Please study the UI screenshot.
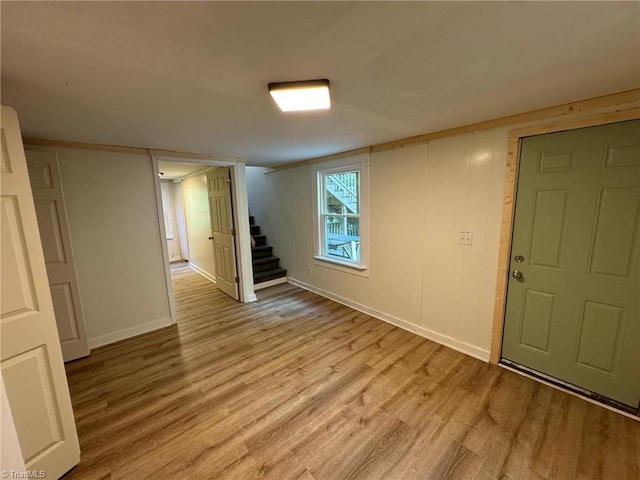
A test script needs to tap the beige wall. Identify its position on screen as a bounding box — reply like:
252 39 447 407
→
181 172 216 281
249 100 638 361
246 166 272 237
25 146 172 348
253 130 504 360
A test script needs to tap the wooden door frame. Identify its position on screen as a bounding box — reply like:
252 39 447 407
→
489 107 640 365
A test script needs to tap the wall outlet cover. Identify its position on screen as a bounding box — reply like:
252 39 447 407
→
458 232 473 246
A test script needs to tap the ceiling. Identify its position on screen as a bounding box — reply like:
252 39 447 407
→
1 2 638 167
157 161 205 180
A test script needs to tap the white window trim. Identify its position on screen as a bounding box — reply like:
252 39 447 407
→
312 154 369 277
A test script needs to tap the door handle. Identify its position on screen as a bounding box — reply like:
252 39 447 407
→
512 270 523 280
208 236 213 240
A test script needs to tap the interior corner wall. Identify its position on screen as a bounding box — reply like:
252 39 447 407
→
252 100 638 362
181 172 216 282
24 145 172 348
252 131 504 361
246 166 273 236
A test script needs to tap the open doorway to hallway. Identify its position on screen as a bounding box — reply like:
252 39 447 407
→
157 161 216 324
154 158 256 323
157 161 200 266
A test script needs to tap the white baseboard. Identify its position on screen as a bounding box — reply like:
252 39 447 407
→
88 316 172 349
189 263 216 284
288 277 490 362
245 293 258 302
254 276 288 291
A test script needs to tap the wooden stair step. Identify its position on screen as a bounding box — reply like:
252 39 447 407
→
252 255 281 273
253 267 287 284
251 245 273 259
252 234 267 246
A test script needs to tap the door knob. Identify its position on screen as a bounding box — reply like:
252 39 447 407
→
208 236 213 240
512 270 523 280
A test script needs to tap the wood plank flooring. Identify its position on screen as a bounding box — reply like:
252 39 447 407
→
62 263 639 479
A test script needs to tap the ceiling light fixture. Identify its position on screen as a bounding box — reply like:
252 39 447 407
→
268 79 331 112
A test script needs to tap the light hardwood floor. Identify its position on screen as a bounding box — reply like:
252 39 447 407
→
62 263 639 480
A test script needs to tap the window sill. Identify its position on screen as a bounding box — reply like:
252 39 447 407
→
313 255 369 277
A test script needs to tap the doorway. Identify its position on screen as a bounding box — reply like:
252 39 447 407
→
500 119 639 412
153 157 255 322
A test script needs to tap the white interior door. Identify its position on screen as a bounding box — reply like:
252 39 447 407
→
26 150 90 362
1 106 80 478
207 167 239 300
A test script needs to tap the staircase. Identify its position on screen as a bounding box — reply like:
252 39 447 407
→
250 216 287 287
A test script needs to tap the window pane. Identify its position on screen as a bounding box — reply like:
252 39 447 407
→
324 171 359 215
324 216 360 262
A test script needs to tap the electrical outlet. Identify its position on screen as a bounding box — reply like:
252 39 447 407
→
458 231 473 246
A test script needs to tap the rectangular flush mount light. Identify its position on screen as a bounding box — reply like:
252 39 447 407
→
268 79 331 112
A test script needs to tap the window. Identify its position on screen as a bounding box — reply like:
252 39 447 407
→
313 155 369 273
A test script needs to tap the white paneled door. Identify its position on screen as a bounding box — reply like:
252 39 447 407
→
207 167 239 300
26 150 90 362
0 106 80 477
502 120 640 409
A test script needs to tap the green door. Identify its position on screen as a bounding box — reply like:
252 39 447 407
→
502 119 640 409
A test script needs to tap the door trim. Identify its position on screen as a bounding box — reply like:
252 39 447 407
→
151 155 177 324
490 107 640 365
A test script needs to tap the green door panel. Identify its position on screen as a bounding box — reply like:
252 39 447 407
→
502 119 640 408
